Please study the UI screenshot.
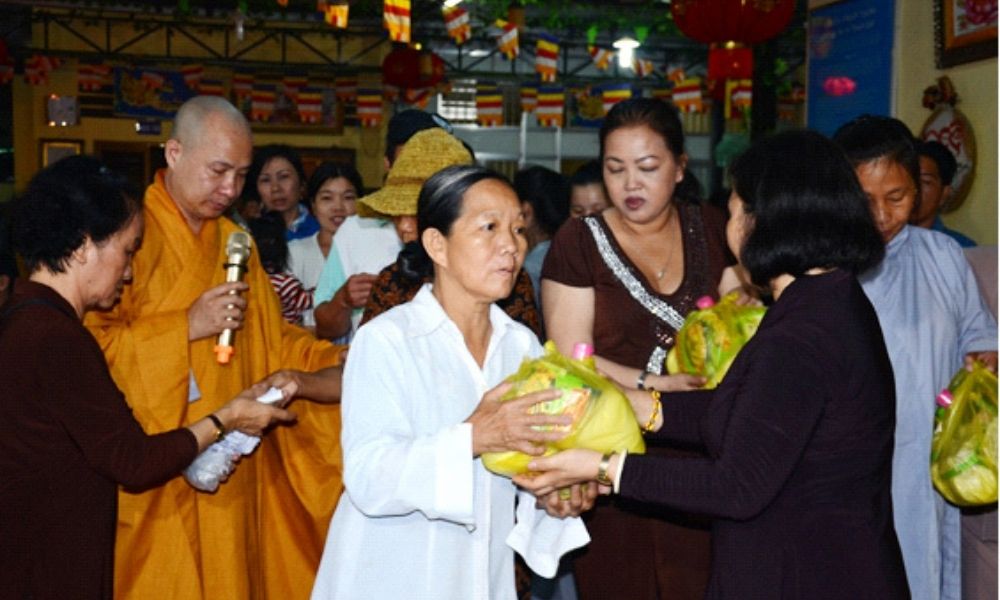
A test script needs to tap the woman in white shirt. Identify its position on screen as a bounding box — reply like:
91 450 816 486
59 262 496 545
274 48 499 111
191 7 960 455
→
310 165 589 599
288 162 363 328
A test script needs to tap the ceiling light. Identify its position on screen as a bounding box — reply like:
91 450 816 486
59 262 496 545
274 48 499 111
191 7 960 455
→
613 37 640 70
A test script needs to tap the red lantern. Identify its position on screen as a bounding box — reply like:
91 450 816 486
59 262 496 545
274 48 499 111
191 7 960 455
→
671 0 796 45
382 45 445 90
707 43 753 81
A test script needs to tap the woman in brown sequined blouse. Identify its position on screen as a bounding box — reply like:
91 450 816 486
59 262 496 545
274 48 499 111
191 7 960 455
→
541 98 743 600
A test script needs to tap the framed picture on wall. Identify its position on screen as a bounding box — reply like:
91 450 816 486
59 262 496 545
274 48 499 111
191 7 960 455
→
41 140 83 167
935 0 998 68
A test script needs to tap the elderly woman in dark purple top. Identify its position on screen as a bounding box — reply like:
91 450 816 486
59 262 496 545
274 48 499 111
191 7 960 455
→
0 156 294 599
518 130 910 599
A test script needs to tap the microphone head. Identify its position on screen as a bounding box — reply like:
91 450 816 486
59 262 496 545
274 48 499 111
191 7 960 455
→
225 231 253 266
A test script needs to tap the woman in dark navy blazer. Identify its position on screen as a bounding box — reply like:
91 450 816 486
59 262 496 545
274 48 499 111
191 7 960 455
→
518 130 910 599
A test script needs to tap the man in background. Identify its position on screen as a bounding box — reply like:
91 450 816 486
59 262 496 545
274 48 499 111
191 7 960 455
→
912 140 976 247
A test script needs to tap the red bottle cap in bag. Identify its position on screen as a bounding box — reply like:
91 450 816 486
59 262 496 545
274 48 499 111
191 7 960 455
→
935 389 953 408
572 342 594 360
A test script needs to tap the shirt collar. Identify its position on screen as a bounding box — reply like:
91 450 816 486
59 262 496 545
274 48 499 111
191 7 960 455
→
885 224 911 257
289 204 310 232
405 284 517 342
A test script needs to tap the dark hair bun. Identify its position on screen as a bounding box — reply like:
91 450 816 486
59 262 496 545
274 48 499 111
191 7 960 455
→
397 240 433 282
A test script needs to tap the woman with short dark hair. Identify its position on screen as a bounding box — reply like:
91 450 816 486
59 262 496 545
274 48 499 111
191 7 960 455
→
0 156 294 599
519 130 910 598
247 144 319 240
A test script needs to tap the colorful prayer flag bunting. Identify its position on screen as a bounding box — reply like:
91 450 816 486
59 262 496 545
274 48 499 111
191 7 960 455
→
198 79 225 97
535 34 559 82
297 87 323 123
182 63 203 90
588 46 613 71
476 81 504 127
725 79 752 119
520 84 538 113
335 77 357 103
141 70 165 91
251 85 277 122
536 86 565 128
384 0 411 44
442 5 471 45
325 4 348 28
282 74 308 101
233 71 254 102
672 78 704 113
25 55 61 86
77 59 111 92
356 87 384 127
651 87 672 103
495 19 519 60
633 58 655 78
601 82 631 116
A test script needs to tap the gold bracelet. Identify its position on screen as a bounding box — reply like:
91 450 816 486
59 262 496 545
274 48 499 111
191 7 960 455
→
642 390 661 433
206 413 226 442
596 452 614 487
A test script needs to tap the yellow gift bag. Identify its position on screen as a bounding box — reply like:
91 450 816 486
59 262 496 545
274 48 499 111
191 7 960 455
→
482 341 646 477
666 292 766 389
930 362 998 506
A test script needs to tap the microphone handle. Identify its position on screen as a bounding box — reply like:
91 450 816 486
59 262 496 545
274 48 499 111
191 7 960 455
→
214 262 247 364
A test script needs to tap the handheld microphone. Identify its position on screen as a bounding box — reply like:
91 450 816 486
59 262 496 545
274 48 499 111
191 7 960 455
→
214 231 252 364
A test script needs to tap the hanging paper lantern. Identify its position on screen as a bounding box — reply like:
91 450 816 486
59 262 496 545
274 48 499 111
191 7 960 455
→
382 46 445 90
384 0 411 44
672 0 795 91
670 0 796 45
707 43 753 81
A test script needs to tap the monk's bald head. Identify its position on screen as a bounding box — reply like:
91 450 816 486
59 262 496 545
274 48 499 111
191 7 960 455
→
172 96 252 150
163 96 254 232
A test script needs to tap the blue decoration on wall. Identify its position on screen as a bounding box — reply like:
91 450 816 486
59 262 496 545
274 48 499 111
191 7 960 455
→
807 0 895 137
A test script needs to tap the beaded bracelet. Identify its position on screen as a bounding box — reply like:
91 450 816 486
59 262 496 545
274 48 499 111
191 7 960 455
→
642 390 661 433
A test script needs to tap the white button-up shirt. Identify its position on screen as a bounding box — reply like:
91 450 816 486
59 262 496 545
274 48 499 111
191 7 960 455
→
311 285 588 600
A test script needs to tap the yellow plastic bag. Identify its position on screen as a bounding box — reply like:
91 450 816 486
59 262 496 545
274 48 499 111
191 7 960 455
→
930 362 998 506
666 292 766 389
482 341 646 477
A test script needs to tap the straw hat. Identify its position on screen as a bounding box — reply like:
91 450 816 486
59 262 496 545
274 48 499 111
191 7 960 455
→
357 128 473 218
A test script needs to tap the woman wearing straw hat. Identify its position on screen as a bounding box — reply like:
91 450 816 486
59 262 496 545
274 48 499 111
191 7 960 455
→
314 128 541 340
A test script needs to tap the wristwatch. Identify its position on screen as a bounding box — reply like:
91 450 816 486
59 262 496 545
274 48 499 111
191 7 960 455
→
596 452 614 487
